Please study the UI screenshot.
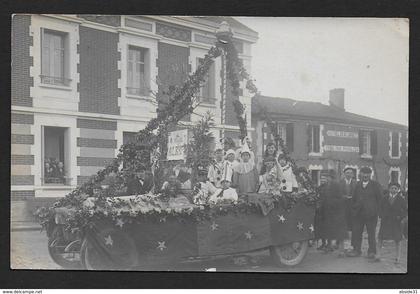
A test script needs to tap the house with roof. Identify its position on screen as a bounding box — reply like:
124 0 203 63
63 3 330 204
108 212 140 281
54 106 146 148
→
11 14 258 224
251 88 408 188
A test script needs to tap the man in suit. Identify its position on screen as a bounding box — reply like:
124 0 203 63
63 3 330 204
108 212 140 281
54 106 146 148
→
347 167 383 259
126 165 153 195
339 167 357 247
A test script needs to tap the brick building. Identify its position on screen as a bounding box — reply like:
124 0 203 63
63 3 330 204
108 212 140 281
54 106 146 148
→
251 89 408 188
11 14 258 224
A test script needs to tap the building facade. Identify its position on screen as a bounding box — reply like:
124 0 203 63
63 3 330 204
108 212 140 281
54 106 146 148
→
251 89 408 188
11 14 258 223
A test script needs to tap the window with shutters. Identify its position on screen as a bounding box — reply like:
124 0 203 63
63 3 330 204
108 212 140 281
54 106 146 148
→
277 123 287 144
390 170 400 184
359 130 376 158
390 131 401 158
197 58 216 104
41 29 70 86
309 125 321 154
127 46 150 96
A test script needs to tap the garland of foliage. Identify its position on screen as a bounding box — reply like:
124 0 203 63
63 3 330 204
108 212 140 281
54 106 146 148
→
36 33 319 233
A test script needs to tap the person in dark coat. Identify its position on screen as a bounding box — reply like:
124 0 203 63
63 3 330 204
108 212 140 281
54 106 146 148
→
378 182 407 263
126 165 153 195
320 169 347 256
347 166 383 259
339 167 357 248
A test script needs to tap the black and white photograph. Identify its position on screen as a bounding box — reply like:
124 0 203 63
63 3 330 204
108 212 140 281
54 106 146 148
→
10 15 409 274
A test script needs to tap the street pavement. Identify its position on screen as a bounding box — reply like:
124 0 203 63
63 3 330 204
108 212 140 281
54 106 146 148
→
11 229 407 273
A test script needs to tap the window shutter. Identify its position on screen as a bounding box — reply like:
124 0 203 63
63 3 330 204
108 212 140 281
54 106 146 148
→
371 130 378 155
358 130 363 155
307 125 313 153
286 123 294 152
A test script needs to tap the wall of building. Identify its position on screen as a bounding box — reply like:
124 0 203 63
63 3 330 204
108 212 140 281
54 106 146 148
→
254 117 408 188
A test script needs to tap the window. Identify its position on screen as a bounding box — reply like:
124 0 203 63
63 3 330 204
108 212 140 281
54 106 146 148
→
197 58 215 104
391 170 400 184
359 130 377 157
391 131 400 158
41 29 70 86
127 46 149 96
275 122 294 152
311 170 320 186
309 125 320 153
122 131 150 168
43 127 69 185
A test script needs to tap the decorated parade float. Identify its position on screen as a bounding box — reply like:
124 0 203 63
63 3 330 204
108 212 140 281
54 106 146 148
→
36 23 319 270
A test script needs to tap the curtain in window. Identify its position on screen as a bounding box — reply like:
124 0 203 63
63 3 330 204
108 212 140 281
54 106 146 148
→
41 31 64 79
128 47 146 95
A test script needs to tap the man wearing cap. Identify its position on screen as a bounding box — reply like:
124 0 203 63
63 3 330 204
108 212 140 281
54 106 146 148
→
208 145 225 188
347 167 383 259
339 167 357 246
192 164 218 205
126 165 153 195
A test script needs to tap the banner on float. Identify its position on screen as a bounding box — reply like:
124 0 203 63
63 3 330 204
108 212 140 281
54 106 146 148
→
167 129 189 161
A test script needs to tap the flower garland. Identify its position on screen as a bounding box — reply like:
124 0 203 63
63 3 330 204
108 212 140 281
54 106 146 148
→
36 32 319 233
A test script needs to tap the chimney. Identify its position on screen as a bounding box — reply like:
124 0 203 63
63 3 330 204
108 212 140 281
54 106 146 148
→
329 88 345 111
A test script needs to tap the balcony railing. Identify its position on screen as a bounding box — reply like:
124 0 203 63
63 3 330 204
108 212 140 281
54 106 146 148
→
42 176 72 186
127 86 150 96
40 75 72 87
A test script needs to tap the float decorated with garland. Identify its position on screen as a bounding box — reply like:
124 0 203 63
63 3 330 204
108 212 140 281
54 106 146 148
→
36 23 319 270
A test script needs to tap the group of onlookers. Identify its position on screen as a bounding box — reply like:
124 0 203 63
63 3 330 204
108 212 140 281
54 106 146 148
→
315 166 408 263
121 138 408 263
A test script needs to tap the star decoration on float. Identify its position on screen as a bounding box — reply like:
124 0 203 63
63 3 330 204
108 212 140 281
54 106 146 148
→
277 215 286 223
297 222 304 231
116 218 124 228
309 224 314 233
157 241 167 251
104 235 113 246
245 231 253 240
160 216 166 223
210 222 219 231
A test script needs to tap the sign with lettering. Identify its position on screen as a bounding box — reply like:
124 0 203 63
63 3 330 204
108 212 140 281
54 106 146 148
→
324 145 359 153
326 130 358 138
167 129 189 161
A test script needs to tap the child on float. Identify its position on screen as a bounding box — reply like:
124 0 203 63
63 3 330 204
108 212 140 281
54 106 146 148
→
224 149 238 182
377 182 407 263
257 155 280 194
192 164 218 205
232 142 259 195
208 165 238 204
207 144 225 188
276 153 299 193
260 142 278 175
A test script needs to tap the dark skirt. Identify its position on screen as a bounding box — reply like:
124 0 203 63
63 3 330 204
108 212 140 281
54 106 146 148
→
345 198 353 231
323 202 348 241
379 216 403 242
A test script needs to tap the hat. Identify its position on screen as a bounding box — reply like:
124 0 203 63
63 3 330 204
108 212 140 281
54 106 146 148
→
343 166 354 173
388 182 401 189
277 152 287 160
240 142 251 156
326 169 336 179
214 143 224 152
225 149 236 158
360 166 372 174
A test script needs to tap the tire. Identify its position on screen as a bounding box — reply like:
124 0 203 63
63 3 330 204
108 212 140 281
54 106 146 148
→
270 240 309 266
47 226 81 269
80 226 138 270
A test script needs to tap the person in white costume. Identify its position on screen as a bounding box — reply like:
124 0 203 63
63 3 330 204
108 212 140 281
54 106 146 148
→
276 153 298 193
209 162 238 204
207 144 225 188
